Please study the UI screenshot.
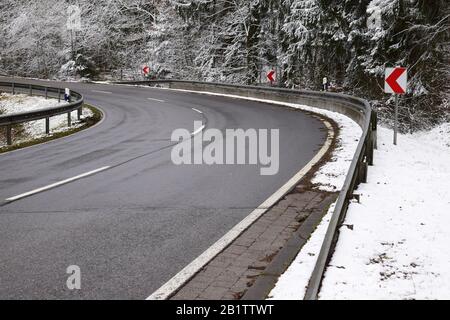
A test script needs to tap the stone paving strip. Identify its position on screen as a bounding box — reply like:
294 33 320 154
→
171 185 338 300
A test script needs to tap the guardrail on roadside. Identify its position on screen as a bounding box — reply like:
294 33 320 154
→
117 79 377 299
0 82 84 146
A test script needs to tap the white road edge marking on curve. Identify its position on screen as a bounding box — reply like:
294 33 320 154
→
191 124 205 136
148 97 165 103
5 166 111 202
91 90 112 94
191 108 203 114
147 120 334 300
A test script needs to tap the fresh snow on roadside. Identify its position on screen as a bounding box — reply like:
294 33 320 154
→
266 105 361 299
270 123 450 300
319 125 450 299
310 117 361 191
267 201 336 300
412 123 450 149
0 92 60 114
0 93 92 147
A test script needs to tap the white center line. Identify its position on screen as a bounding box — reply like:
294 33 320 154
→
5 166 111 202
92 90 112 94
148 97 165 103
191 108 203 114
191 124 205 136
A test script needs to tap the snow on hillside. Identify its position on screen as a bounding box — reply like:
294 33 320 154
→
269 124 450 300
0 93 92 147
268 201 336 300
320 125 450 299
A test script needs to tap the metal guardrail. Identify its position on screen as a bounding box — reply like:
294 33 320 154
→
117 79 377 299
0 81 84 145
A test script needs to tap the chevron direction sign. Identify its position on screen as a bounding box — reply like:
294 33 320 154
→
385 67 407 94
267 70 275 83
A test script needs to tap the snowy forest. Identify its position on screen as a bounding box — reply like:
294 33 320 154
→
0 0 448 131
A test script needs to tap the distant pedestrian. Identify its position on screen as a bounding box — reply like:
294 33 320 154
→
322 76 329 91
64 88 71 102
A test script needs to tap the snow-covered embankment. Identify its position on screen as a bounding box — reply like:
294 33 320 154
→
0 93 92 148
269 120 450 300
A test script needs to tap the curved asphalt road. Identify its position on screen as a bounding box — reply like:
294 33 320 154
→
0 77 327 299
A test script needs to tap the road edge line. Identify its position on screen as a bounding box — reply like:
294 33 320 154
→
147 119 334 300
5 166 111 202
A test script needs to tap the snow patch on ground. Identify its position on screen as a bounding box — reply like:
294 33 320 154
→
268 201 336 300
0 93 92 147
267 106 361 300
310 116 361 191
319 125 450 299
269 123 450 300
412 123 450 149
1 92 60 114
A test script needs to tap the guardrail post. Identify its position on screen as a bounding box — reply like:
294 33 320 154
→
12 82 15 95
361 159 368 183
372 110 378 150
357 162 363 185
67 112 71 127
45 87 48 99
45 117 50 134
6 125 12 145
29 84 32 96
58 89 61 102
77 107 82 120
367 129 374 166
372 130 377 151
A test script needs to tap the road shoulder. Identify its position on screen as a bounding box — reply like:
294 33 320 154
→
170 115 339 300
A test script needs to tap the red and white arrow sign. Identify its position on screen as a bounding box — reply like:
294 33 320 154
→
143 66 150 75
385 67 407 94
267 70 275 82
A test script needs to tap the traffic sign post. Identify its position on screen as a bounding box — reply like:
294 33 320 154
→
385 67 407 145
394 94 399 145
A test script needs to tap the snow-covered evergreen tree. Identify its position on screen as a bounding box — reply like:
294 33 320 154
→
0 0 448 130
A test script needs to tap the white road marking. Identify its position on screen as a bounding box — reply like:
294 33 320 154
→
147 121 335 300
92 90 112 94
5 166 111 202
148 97 165 103
191 108 203 114
191 124 205 136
